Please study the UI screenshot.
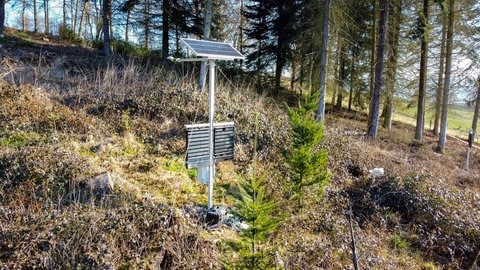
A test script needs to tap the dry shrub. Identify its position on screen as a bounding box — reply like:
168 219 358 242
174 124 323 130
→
45 61 290 164
345 174 479 269
0 82 95 136
0 198 218 269
0 145 93 205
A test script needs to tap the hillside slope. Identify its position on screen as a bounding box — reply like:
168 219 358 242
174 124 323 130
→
0 30 479 269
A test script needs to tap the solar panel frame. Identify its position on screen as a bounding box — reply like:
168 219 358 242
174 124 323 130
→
181 38 245 60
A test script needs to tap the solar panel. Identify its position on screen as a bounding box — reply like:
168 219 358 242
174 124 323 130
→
181 38 245 60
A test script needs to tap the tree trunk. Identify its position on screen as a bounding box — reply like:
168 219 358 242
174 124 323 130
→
63 0 66 27
0 0 5 37
162 0 170 60
94 0 102 40
367 0 389 138
239 0 244 53
21 0 26 32
368 0 378 128
335 45 347 111
125 10 131 43
102 0 111 57
433 8 447 136
73 0 79 33
33 0 38 33
383 0 402 129
78 2 86 36
331 41 341 105
438 0 455 152
290 59 296 92
87 9 93 40
274 48 285 97
415 0 429 143
144 1 150 49
348 48 356 111
198 0 213 91
472 75 480 132
44 0 49 34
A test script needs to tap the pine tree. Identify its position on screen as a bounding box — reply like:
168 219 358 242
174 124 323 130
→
284 95 330 208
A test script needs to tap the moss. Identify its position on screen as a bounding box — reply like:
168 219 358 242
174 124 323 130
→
0 132 41 147
388 233 410 250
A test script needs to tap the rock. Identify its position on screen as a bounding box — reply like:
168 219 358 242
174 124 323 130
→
224 215 249 232
369 168 384 178
89 172 114 199
182 205 249 231
68 172 115 204
205 205 228 228
90 143 103 153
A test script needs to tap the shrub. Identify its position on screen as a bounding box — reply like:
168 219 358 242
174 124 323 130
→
58 24 82 44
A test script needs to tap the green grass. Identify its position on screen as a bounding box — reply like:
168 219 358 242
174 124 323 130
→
162 157 198 180
328 90 475 140
394 102 474 140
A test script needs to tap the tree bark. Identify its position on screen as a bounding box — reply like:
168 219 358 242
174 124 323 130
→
102 0 111 57
73 0 79 33
348 49 355 111
33 0 38 33
162 0 170 60
367 0 389 138
335 45 347 111
144 1 151 49
63 0 66 27
472 75 480 132
368 0 378 124
21 0 26 32
433 8 447 136
78 1 87 36
239 0 245 54
368 0 379 129
438 0 455 152
44 0 50 34
383 0 402 130
415 0 429 143
125 10 131 43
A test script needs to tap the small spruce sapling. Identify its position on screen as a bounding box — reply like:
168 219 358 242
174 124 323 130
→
232 172 280 269
284 95 331 208
228 113 282 269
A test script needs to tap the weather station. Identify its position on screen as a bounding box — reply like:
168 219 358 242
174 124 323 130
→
169 38 244 210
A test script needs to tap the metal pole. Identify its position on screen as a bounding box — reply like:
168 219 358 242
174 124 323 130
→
466 147 471 171
349 205 359 270
208 59 215 209
467 129 474 171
